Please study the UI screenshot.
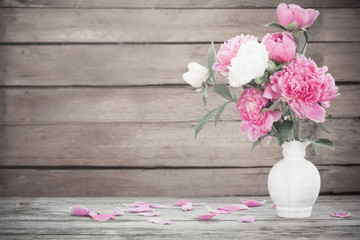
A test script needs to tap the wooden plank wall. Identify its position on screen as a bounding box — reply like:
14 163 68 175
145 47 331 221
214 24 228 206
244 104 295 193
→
0 0 359 197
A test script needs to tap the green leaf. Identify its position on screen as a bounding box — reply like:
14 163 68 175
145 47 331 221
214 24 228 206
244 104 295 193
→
315 122 330 134
251 138 262 151
264 22 287 31
254 72 269 85
207 41 217 77
285 21 298 31
275 63 289 71
214 101 231 126
261 100 281 113
312 143 322 155
276 120 294 146
304 138 335 151
302 30 308 54
202 84 208 106
294 30 308 54
230 89 237 101
195 107 218 138
213 84 237 102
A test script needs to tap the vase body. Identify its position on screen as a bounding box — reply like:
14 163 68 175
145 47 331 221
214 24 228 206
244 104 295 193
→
268 141 320 218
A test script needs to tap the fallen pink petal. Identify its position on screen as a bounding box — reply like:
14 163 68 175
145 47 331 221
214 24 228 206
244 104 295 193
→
112 209 124 216
237 216 256 223
331 212 351 218
181 202 193 211
174 199 191 206
126 201 150 207
174 199 204 207
70 205 90 216
91 214 116 222
206 205 231 214
125 205 154 213
147 217 174 225
217 204 249 211
241 198 267 207
194 212 219 220
272 204 276 209
138 212 160 217
126 201 163 208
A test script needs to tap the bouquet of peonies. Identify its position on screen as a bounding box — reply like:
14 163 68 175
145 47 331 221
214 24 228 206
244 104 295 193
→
183 3 339 153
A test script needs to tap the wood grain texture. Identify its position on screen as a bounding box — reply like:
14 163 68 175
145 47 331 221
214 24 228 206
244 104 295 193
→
0 8 359 43
0 166 359 197
0 43 358 86
0 119 358 167
0 197 359 239
1 0 358 8
0 85 356 125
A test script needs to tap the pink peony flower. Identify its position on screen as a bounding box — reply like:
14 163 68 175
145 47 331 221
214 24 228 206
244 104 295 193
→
264 55 339 122
212 34 257 76
262 32 296 63
237 88 282 141
276 3 320 29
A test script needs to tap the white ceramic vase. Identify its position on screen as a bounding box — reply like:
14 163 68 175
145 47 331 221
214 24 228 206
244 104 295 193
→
268 141 321 218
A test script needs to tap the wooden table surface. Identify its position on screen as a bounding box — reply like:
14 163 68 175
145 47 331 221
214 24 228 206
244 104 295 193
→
0 196 359 239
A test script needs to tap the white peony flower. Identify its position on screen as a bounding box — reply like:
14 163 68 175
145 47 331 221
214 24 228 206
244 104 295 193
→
183 62 208 88
227 40 269 87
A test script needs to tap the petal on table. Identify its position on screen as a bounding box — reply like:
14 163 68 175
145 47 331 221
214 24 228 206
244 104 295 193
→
147 217 174 225
138 212 160 217
112 209 124 216
91 214 116 222
241 198 267 207
125 205 154 213
272 204 277 209
174 199 191 206
206 205 231 214
70 205 90 216
125 201 150 207
217 204 249 211
194 212 218 220
330 212 351 218
182 202 194 211
237 216 256 223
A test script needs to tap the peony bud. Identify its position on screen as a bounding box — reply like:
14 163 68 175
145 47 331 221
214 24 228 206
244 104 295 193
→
183 62 208 88
276 3 319 29
262 32 296 63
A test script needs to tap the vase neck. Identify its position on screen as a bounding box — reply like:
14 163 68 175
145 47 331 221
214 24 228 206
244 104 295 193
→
282 141 309 160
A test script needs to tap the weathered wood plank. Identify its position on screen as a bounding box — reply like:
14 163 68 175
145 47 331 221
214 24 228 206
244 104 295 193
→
0 8 358 42
1 196 358 239
0 85 357 125
1 0 359 8
1 196 359 221
0 166 359 197
0 43 358 86
0 119 358 167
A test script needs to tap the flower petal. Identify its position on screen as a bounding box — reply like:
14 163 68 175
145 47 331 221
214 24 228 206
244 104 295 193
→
331 212 351 218
112 208 124 216
217 204 249 211
174 199 191 206
181 202 194 211
237 216 256 223
125 201 163 208
241 198 267 207
138 212 160 217
91 214 116 222
206 205 231 214
272 204 277 209
194 212 218 220
125 205 154 213
70 205 90 216
174 199 204 206
147 217 174 225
